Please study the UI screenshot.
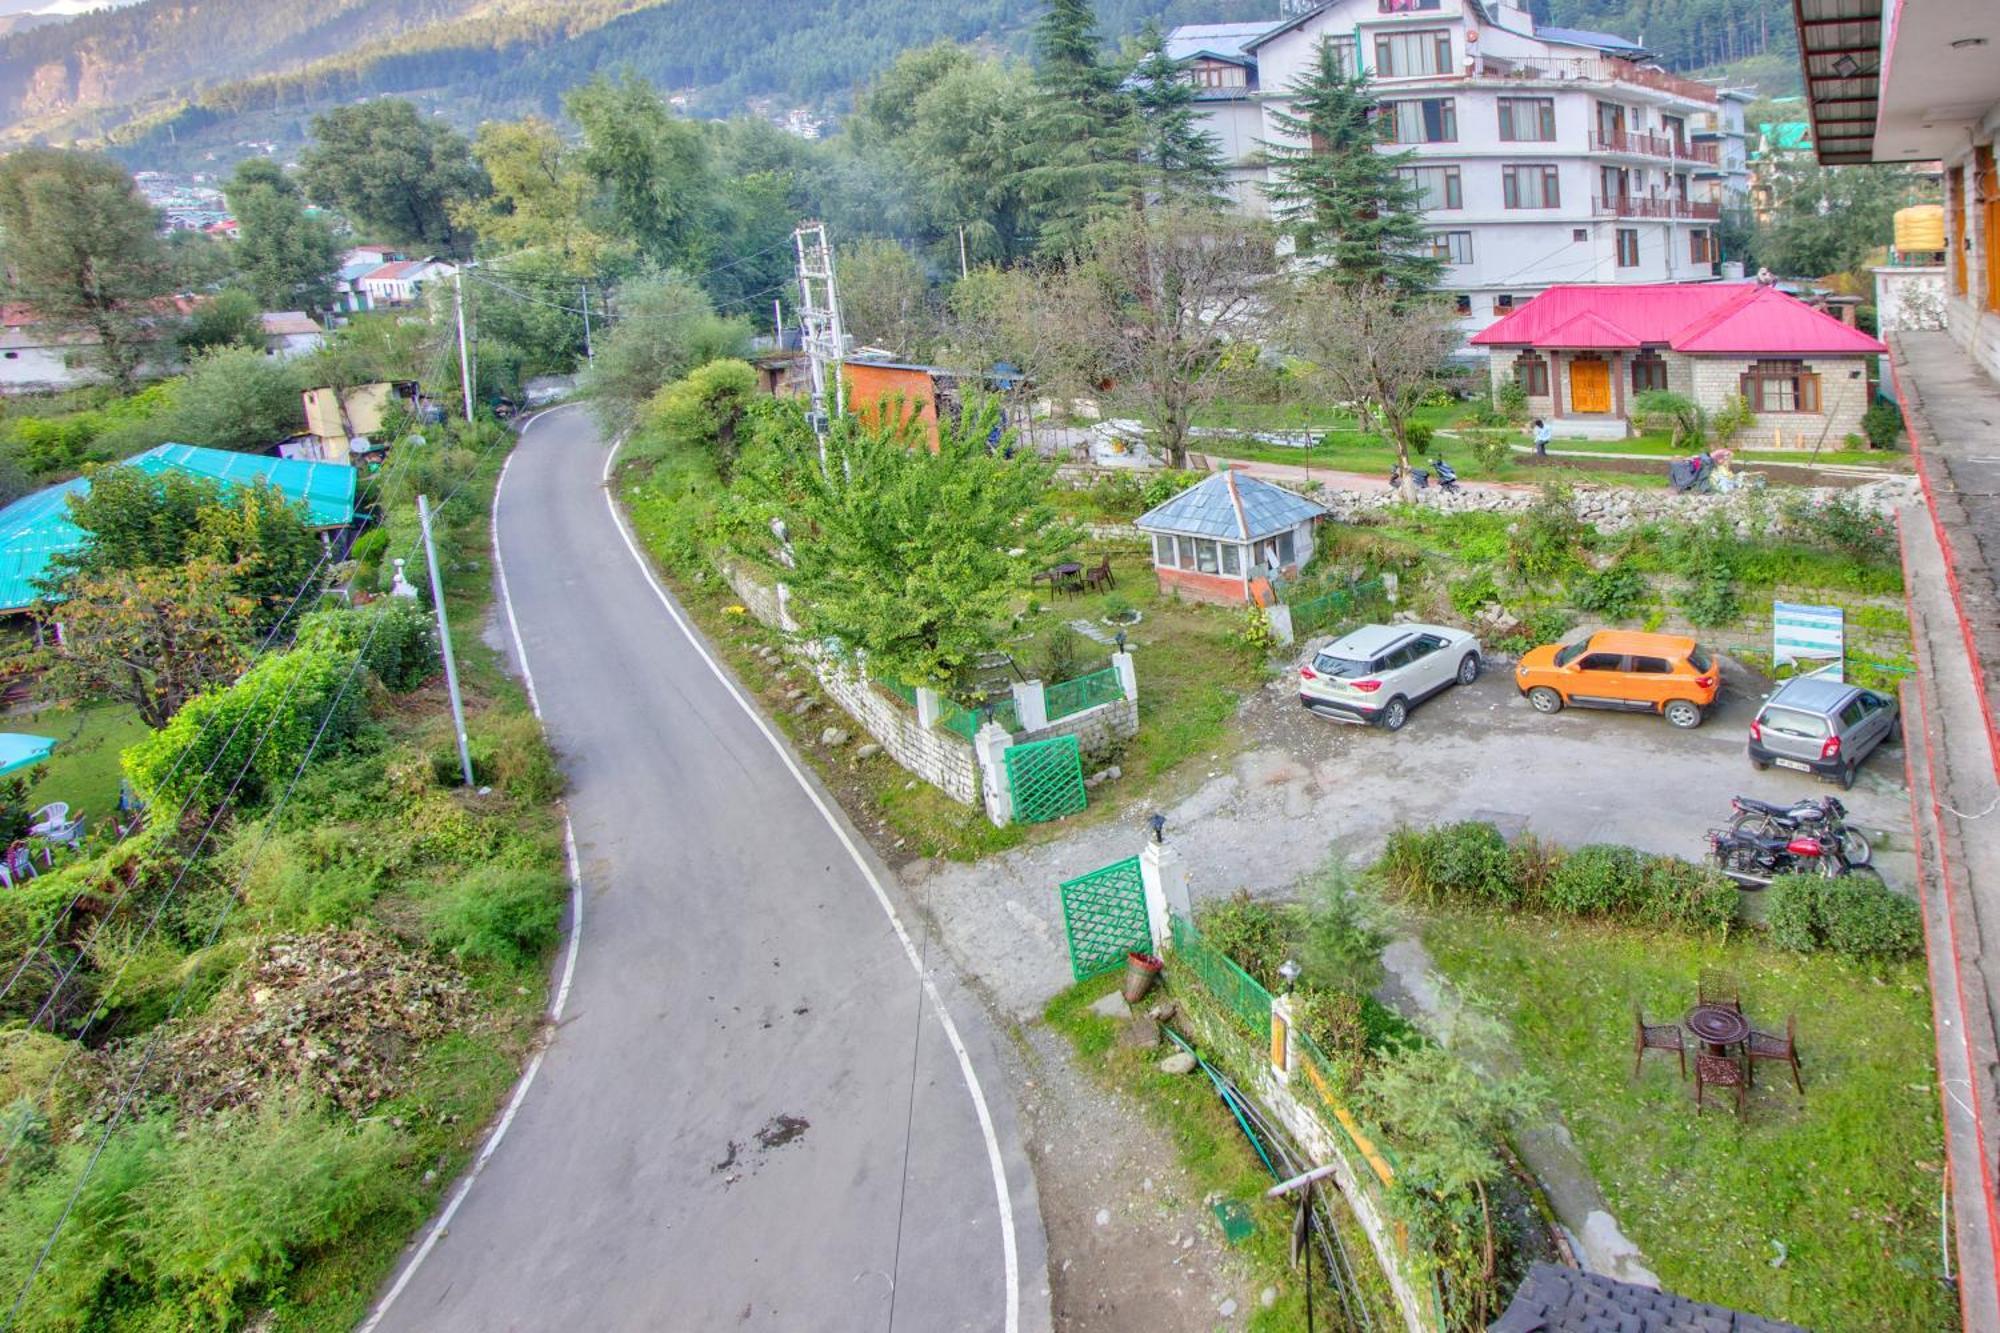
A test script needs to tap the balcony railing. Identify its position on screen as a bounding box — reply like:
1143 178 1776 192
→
1590 130 1724 165
1477 54 1720 105
1673 138 1721 164
1592 195 1724 220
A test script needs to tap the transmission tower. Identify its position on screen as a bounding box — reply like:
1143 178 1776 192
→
793 221 846 458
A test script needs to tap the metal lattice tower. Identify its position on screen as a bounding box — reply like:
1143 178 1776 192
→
793 221 846 447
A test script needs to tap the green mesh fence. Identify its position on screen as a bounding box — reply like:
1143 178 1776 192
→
1058 856 1151 980
1046 665 1125 720
1004 734 1086 824
939 695 1020 740
1168 914 1272 1035
1289 578 1384 639
877 678 917 708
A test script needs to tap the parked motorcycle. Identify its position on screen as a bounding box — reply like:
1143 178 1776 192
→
1726 795 1870 865
1707 824 1880 888
1430 457 1461 494
1388 463 1430 490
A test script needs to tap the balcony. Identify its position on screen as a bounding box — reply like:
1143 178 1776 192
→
1590 128 1673 158
1477 54 1720 105
1591 195 1724 220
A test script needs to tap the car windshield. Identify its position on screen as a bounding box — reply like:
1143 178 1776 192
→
1687 644 1713 672
1312 653 1374 679
1554 642 1589 667
1760 706 1829 739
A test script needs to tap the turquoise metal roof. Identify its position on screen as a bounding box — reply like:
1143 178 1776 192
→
0 444 357 613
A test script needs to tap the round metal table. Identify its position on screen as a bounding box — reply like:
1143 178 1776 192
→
1685 1003 1749 1055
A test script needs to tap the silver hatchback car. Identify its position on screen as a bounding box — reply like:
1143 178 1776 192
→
1748 674 1900 789
1298 623 1482 731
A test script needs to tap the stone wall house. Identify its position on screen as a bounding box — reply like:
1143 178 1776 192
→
1134 468 1328 606
1473 283 1884 443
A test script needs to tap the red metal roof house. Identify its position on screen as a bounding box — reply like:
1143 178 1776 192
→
1471 283 1885 445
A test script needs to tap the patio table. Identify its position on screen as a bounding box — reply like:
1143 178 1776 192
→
1685 1003 1749 1056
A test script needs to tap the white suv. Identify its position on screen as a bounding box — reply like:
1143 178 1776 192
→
1297 623 1482 731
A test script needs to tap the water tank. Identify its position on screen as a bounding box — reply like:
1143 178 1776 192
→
1894 204 1945 253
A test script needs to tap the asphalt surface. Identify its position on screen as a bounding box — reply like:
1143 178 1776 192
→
366 405 1045 1332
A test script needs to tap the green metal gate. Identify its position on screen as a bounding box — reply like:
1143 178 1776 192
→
1004 734 1087 824
1058 856 1151 980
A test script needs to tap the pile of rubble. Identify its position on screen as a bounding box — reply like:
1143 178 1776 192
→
119 930 471 1119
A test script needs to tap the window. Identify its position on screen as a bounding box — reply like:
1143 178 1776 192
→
1277 531 1296 566
1839 698 1868 729
1383 98 1457 143
1515 351 1548 395
1577 653 1626 672
1374 28 1451 77
1497 97 1556 142
1690 229 1713 264
1454 293 1472 315
1192 63 1248 89
1193 539 1219 574
1630 352 1668 394
1630 656 1672 674
1616 228 1640 267
1572 228 1589 242
1496 293 1516 311
1429 230 1473 264
1502 165 1561 209
1154 535 1174 567
1399 165 1461 210
1740 360 1822 413
1554 641 1590 667
1324 37 1360 77
1414 633 1447 655
1378 0 1443 10
1221 544 1241 576
1687 644 1712 673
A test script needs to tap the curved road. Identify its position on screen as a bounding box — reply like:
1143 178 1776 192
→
366 406 1046 1332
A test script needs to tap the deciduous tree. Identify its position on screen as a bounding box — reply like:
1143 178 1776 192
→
0 148 172 390
567 76 715 272
180 289 265 356
1758 148 1935 279
837 239 936 360
460 117 607 270
578 271 751 429
225 158 340 314
43 560 252 729
646 359 758 479
299 100 487 256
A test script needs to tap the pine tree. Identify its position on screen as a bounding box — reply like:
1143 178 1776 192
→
1129 21 1230 209
1263 40 1442 292
1020 0 1139 258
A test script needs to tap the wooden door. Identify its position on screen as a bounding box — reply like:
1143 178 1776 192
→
1570 358 1611 414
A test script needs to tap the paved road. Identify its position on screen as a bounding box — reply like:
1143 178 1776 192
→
367 406 1045 1332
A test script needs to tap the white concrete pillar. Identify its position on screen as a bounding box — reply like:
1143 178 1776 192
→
916 687 944 730
1112 650 1138 701
974 721 1014 827
1011 679 1049 733
1139 841 1190 952
1265 604 1295 647
1270 993 1296 1085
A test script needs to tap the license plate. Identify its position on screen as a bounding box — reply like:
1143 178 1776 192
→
1774 758 1811 772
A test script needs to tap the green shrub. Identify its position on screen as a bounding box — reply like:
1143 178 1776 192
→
1447 570 1501 621
1294 985 1370 1087
1139 468 1202 510
1543 844 1643 916
467 710 565 804
1405 423 1434 457
424 864 566 969
1037 624 1089 685
1195 893 1290 988
1507 483 1587 583
296 600 437 692
1766 874 1922 959
1496 380 1528 423
124 646 366 812
1677 565 1741 626
1779 492 1896 564
1569 563 1649 620
1490 606 1572 657
1381 822 1516 907
1387 827 1734 932
1862 400 1903 449
1464 429 1512 472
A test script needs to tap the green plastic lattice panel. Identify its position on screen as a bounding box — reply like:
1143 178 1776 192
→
1005 734 1086 825
1058 855 1150 981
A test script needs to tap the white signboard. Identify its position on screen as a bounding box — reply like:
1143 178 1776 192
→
1773 601 1845 681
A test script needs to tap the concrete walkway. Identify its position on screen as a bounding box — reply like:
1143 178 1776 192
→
1888 330 2000 1331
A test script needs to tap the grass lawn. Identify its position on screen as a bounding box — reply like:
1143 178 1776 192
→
1191 433 1672 489
1424 910 1953 1332
1045 973 1404 1331
15 702 148 827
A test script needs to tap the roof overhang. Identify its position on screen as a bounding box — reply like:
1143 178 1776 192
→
1795 0 2000 164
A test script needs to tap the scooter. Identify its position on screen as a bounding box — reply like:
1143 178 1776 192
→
1430 457 1461 494
1388 463 1430 490
1726 795 1870 865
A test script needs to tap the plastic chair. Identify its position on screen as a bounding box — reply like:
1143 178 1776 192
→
28 803 68 836
0 842 37 888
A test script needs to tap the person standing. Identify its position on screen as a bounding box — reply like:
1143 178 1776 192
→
1531 418 1552 457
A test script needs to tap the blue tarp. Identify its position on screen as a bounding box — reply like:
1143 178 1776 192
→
0 732 56 775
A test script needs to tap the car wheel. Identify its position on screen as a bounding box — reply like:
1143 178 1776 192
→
1888 717 1903 744
1664 699 1703 729
1456 653 1480 686
1839 761 1856 791
1527 687 1563 715
1379 697 1409 732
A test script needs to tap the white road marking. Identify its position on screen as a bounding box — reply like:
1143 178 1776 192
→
596 436 1023 1333
361 404 588 1333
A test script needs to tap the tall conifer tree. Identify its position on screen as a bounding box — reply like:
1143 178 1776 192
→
1021 0 1138 257
1129 21 1229 209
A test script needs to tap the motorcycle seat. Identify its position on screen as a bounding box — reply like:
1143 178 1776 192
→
1733 796 1800 817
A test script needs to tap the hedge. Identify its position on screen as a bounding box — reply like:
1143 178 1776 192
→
295 601 437 693
1381 822 1737 933
1767 874 1923 960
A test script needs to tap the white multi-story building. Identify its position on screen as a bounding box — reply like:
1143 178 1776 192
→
1172 0 1733 339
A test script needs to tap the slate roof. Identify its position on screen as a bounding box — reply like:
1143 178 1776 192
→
1134 469 1327 542
1490 1263 1805 1333
1470 284 1885 356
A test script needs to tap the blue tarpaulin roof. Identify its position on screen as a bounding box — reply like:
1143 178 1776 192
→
1134 469 1327 542
0 732 56 776
0 444 357 612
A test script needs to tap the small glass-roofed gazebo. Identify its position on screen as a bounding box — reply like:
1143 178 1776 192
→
1134 468 1328 605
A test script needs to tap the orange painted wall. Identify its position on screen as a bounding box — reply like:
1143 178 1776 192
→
843 363 939 448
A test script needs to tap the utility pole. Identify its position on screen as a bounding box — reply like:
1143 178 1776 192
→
793 220 847 469
958 225 970 280
418 494 476 788
579 281 594 364
453 268 475 423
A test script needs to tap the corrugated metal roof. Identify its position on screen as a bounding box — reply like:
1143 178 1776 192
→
0 444 357 613
1470 284 1885 355
1134 469 1326 541
1533 25 1647 54
1164 21 1275 63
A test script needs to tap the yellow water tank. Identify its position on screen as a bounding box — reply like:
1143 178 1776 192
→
1894 204 1945 253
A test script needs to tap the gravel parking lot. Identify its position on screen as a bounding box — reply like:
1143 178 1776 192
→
905 652 1915 1018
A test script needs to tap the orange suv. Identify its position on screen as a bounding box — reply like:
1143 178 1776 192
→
1514 630 1719 729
